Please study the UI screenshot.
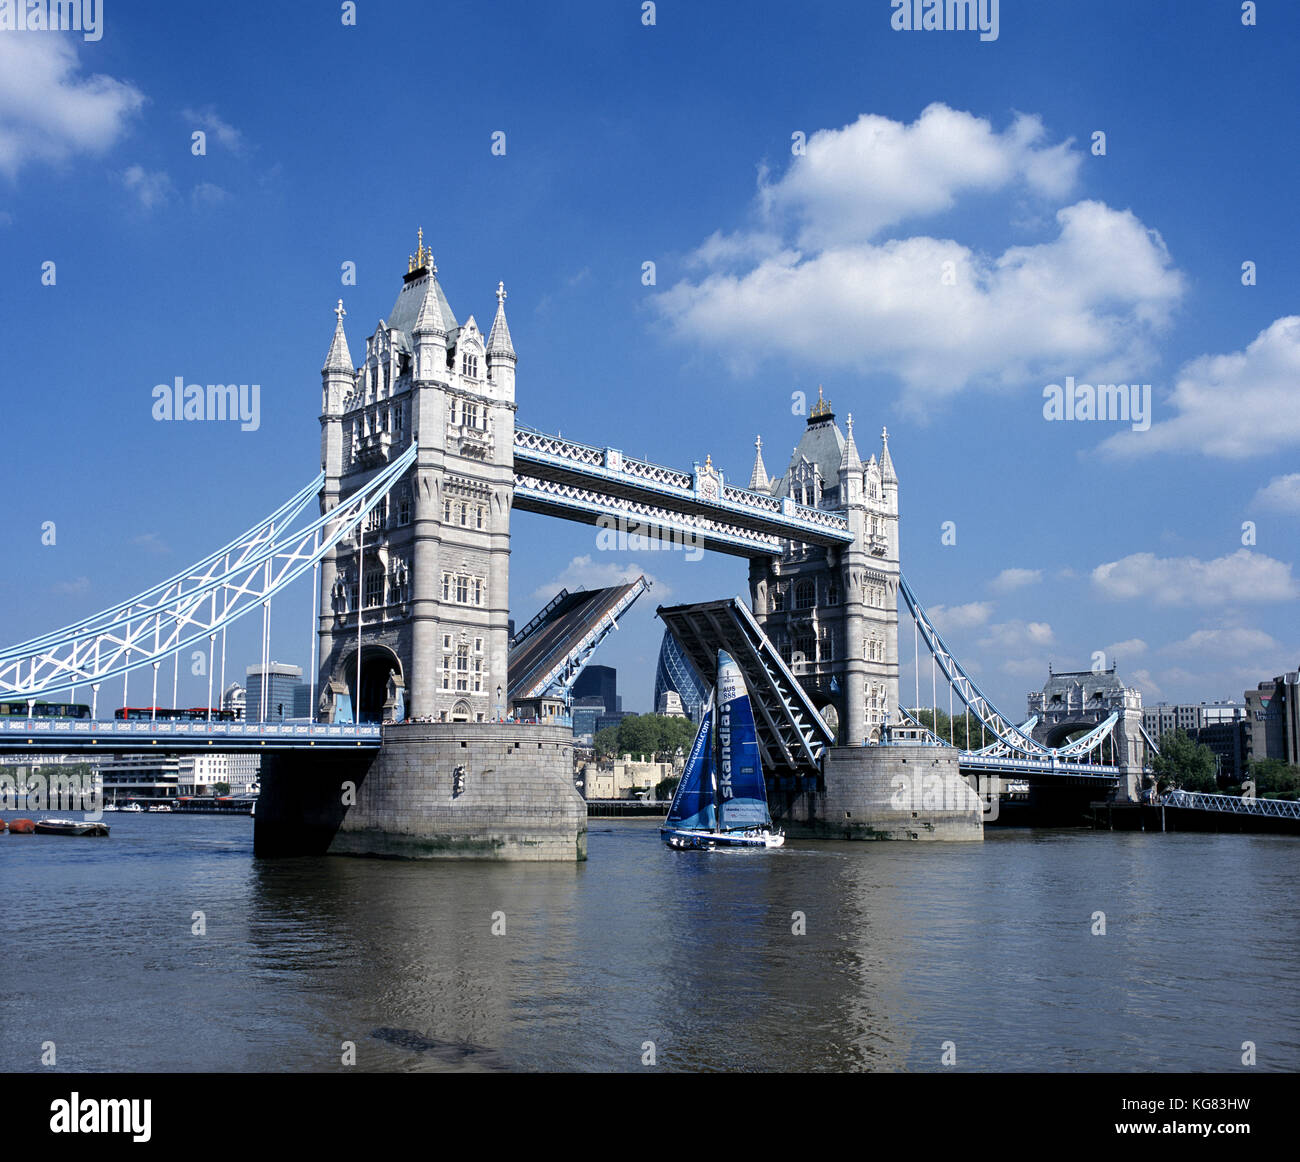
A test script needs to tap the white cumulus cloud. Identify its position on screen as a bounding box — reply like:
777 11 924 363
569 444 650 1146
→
1091 549 1299 606
928 601 994 632
1100 316 1300 459
122 165 173 210
530 555 662 603
1253 472 1300 513
0 36 144 178
654 105 1184 407
989 567 1042 593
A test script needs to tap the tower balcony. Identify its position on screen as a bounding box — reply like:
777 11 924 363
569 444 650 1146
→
356 430 392 468
448 422 493 458
869 533 888 556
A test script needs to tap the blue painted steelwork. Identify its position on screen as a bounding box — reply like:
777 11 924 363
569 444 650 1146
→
0 443 418 702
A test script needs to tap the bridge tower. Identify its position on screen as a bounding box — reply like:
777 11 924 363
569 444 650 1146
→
1028 666 1148 800
747 390 900 747
316 234 517 723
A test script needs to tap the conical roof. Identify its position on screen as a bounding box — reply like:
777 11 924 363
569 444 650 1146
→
322 300 353 373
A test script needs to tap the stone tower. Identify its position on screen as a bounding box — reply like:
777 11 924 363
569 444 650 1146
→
747 389 900 746
316 233 517 723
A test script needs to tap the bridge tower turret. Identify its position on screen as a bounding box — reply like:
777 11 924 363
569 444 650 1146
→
315 233 517 725
748 390 901 749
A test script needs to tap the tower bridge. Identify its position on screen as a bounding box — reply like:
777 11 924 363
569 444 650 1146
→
0 235 1137 856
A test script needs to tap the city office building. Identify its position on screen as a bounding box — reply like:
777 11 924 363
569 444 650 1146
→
245 663 304 723
653 631 709 723
1244 671 1300 766
572 666 617 714
1143 701 1243 741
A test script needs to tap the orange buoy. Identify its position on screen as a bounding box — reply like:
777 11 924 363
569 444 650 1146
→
8 818 36 834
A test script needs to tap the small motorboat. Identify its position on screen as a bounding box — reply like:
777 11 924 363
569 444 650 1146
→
7 818 36 834
123 803 144 813
147 804 172 813
33 818 110 837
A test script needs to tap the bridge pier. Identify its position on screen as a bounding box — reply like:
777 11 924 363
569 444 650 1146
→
772 744 983 841
255 723 586 860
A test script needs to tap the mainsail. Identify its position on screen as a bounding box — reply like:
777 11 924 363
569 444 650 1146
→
663 689 716 831
714 650 772 830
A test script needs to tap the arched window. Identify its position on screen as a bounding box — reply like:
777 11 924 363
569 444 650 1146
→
795 580 816 610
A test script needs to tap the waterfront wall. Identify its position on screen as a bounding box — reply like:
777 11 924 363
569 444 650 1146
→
772 744 983 841
255 723 587 861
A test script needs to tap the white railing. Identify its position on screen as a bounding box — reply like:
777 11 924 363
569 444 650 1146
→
1164 790 1300 819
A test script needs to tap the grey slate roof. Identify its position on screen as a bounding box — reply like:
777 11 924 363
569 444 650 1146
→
387 271 458 344
773 415 845 498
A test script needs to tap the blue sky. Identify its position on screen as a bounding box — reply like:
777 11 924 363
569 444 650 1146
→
1 0 1297 717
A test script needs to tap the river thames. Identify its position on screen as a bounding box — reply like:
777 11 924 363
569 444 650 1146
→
2 814 1296 1073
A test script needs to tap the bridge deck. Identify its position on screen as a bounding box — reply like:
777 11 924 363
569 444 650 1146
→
0 718 382 752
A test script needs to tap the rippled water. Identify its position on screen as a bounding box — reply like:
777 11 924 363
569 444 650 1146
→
2 813 1296 1072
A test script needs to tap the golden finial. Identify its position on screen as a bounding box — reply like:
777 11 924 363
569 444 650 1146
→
408 227 432 274
810 384 833 419
705 454 713 469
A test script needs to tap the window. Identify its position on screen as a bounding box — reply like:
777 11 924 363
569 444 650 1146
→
771 586 785 613
793 632 814 665
473 578 483 606
456 575 469 604
366 499 386 533
819 626 835 662
443 499 452 522
463 402 479 428
442 573 451 600
476 505 485 530
462 353 480 380
443 634 452 650
398 493 411 525
458 502 468 526
364 572 383 608
827 580 840 606
456 645 470 691
474 638 483 653
795 580 816 610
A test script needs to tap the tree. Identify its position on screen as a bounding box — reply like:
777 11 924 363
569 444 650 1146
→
214 782 230 796
1150 730 1217 792
1246 758 1300 799
909 707 980 750
593 725 620 758
656 775 680 800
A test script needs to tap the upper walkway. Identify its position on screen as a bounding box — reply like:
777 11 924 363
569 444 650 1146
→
513 425 854 558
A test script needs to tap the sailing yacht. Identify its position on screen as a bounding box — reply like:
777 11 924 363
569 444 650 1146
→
660 649 785 850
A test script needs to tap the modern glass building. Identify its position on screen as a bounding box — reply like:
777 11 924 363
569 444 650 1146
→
653 631 709 723
245 663 304 723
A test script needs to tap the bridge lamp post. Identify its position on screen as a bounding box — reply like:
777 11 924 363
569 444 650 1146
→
496 685 503 723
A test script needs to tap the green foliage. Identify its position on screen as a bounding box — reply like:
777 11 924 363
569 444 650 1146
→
656 776 680 800
214 782 231 796
1150 729 1218 792
908 708 981 750
593 714 700 761
1246 758 1300 799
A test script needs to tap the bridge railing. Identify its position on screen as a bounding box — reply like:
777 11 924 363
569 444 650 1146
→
1163 789 1300 819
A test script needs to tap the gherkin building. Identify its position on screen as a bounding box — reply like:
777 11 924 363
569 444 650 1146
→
653 630 710 722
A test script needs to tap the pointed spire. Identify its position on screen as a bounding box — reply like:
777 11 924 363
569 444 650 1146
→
414 276 448 335
323 299 353 373
748 435 769 491
839 413 862 473
487 280 515 359
880 426 897 484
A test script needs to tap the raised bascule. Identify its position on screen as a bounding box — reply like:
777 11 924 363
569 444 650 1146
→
0 234 1146 857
